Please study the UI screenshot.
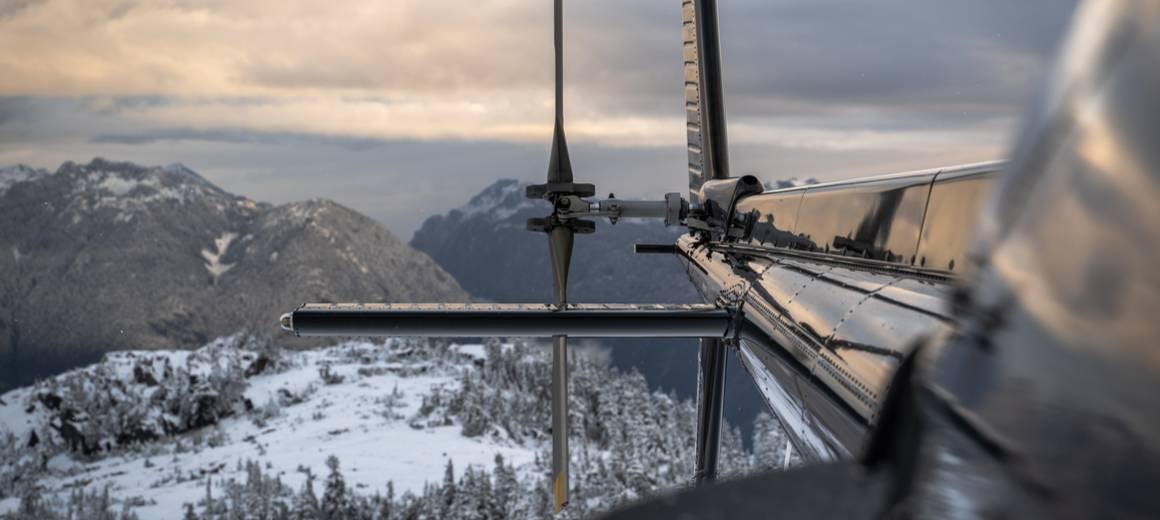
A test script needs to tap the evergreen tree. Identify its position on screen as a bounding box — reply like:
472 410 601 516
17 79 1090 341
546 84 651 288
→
203 478 216 520
13 486 53 520
492 454 518 519
291 470 320 520
320 455 348 520
476 468 500 520
719 425 752 479
752 411 789 471
395 491 420 520
439 459 456 518
95 485 116 520
377 482 394 520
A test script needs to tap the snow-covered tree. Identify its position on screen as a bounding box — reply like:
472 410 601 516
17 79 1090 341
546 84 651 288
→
291 470 320 520
320 455 348 520
439 459 456 518
492 454 518 519
752 411 798 470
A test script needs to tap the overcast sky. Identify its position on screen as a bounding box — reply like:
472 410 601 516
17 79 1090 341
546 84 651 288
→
0 0 1077 237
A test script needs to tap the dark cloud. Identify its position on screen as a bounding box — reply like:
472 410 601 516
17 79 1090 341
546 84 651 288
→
0 96 45 142
721 1 1076 108
565 0 1077 123
0 0 42 20
0 96 32 126
92 128 393 151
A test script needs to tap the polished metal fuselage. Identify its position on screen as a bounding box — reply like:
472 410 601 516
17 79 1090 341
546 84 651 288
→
676 161 1002 460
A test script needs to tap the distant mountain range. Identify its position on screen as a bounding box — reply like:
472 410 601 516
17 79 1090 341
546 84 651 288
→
0 158 467 391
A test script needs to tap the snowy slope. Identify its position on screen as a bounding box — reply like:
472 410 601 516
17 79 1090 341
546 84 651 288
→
0 340 537 518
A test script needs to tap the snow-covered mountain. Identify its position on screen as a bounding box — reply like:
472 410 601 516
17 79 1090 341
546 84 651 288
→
0 336 795 519
0 159 468 392
0 166 45 195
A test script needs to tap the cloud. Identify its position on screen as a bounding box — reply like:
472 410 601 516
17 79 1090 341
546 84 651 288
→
0 1 1075 235
0 0 1075 142
91 127 395 151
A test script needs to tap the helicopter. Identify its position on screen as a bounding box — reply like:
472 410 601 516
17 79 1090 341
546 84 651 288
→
281 0 1160 516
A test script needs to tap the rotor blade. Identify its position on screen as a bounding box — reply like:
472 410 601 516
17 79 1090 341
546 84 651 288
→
683 0 729 206
551 334 569 512
548 223 572 511
547 0 573 183
548 225 574 306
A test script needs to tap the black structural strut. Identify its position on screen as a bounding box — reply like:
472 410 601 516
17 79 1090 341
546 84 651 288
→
282 303 730 338
694 337 728 483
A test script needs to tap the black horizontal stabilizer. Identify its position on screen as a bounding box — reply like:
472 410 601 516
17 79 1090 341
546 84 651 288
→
635 243 678 254
282 303 730 338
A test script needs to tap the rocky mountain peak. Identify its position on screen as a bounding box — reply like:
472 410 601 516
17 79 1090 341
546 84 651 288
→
451 179 542 221
0 159 468 392
0 164 47 195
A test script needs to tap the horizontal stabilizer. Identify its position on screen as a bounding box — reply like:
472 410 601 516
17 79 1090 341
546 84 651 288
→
281 303 730 338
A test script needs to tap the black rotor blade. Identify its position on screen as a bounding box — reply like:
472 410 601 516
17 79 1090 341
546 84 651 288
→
548 225 574 306
547 0 572 183
546 0 574 510
551 333 569 512
548 224 573 512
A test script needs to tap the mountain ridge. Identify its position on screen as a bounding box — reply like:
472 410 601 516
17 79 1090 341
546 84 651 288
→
0 158 468 391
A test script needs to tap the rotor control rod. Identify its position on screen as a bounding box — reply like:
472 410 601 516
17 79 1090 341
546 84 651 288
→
282 303 730 338
556 192 687 226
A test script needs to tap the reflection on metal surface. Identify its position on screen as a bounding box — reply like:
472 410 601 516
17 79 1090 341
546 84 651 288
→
735 339 839 460
908 1 1160 516
735 161 1003 268
916 167 999 271
677 230 952 460
795 172 933 263
672 160 1006 460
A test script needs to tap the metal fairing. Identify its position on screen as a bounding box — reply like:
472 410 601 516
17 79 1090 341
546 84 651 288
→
735 161 1002 272
906 1 1160 516
677 161 1000 462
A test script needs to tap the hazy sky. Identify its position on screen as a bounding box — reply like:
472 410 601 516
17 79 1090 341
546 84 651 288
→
0 0 1077 237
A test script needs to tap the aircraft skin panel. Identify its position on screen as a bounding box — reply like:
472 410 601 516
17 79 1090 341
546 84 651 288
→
735 338 844 460
915 168 1000 271
792 173 935 264
733 161 1003 270
677 161 999 460
910 2 1160 515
